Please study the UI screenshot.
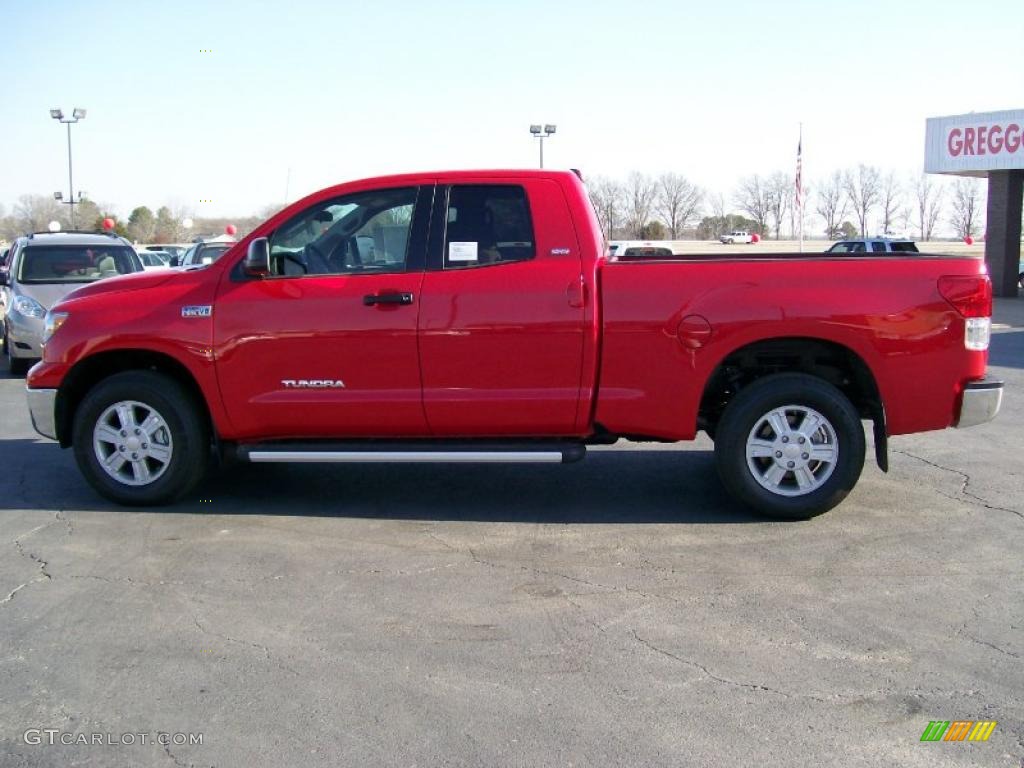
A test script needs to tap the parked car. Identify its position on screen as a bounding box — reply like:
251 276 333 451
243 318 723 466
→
827 238 919 254
179 241 234 267
25 170 1000 519
139 250 171 270
608 241 676 260
143 244 188 264
2 231 143 374
719 231 754 244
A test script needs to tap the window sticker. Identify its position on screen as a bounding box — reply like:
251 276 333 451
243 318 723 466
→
449 241 478 262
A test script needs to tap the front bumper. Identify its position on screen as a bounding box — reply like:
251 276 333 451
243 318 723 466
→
7 312 44 358
956 378 1003 428
26 387 58 440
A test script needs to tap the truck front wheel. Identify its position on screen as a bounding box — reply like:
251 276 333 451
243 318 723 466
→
72 371 209 505
713 373 865 519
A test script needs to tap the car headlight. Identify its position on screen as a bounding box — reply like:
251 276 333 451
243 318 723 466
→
12 295 46 318
42 311 69 344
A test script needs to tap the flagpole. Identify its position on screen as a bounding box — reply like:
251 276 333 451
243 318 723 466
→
798 123 804 254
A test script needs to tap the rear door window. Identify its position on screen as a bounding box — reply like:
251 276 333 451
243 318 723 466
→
871 241 887 252
443 185 535 269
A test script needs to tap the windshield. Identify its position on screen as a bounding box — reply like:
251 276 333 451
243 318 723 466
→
16 245 142 283
140 252 168 266
196 245 231 265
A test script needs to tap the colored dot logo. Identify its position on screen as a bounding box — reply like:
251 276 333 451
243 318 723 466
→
199 49 213 53
198 199 213 203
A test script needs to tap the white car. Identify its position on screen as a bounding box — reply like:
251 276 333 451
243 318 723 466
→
719 231 754 244
608 240 676 260
138 250 171 270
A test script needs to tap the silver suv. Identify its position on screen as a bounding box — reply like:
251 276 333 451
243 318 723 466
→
0 231 143 374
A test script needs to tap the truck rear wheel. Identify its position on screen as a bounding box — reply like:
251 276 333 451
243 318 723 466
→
713 373 865 519
72 371 208 506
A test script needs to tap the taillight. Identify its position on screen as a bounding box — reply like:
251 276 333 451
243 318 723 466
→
938 275 992 318
938 275 992 351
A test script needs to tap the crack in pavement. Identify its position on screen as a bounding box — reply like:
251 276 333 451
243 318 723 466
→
563 594 607 635
192 615 301 677
162 742 191 768
631 629 826 701
55 509 74 537
961 632 1021 659
893 450 1024 521
1 517 59 607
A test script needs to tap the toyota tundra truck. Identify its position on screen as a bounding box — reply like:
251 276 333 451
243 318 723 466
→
24 170 1003 518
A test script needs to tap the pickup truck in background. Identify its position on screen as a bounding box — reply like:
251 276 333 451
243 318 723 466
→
25 170 1003 519
828 238 920 254
719 230 754 244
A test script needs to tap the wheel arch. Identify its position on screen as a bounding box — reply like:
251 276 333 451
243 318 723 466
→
55 349 213 448
698 336 887 469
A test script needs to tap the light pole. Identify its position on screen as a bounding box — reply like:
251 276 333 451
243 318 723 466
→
529 124 556 168
50 107 86 227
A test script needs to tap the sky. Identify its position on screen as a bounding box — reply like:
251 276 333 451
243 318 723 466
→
0 0 1021 219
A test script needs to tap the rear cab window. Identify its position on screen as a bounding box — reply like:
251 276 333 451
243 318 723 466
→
890 241 919 252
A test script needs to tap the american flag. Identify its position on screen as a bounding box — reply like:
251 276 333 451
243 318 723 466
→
795 131 803 211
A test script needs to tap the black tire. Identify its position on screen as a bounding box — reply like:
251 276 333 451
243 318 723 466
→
714 373 865 519
1018 272 1023 289
72 371 209 505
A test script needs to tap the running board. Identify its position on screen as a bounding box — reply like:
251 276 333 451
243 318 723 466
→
237 441 586 465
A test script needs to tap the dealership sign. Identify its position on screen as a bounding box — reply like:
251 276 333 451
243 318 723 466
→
925 108 1024 175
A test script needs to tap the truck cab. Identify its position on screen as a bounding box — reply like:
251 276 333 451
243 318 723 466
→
827 238 919 254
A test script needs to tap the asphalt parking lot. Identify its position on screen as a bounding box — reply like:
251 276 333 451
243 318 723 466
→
1 300 1021 768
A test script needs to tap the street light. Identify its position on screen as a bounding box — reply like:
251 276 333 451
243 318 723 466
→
50 107 86 227
529 123 556 168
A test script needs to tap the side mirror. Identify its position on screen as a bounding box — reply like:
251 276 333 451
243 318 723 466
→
244 238 271 277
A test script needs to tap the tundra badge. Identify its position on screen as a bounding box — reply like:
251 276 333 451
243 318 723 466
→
281 380 346 389
181 305 213 318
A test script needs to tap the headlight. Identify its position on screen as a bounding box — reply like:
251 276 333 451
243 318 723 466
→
42 311 69 344
12 295 46 318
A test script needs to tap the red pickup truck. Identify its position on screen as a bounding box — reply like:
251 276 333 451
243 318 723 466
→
25 170 1002 518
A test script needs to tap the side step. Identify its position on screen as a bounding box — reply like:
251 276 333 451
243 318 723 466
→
236 441 586 465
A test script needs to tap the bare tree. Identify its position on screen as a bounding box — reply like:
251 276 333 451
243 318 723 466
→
709 192 727 221
913 174 944 242
733 175 771 237
587 177 625 241
625 172 657 238
879 171 904 235
654 173 702 238
949 178 983 239
12 195 67 233
814 172 848 238
843 165 881 236
765 172 791 240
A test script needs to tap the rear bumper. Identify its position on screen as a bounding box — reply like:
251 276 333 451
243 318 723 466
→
26 387 58 440
956 378 1003 428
